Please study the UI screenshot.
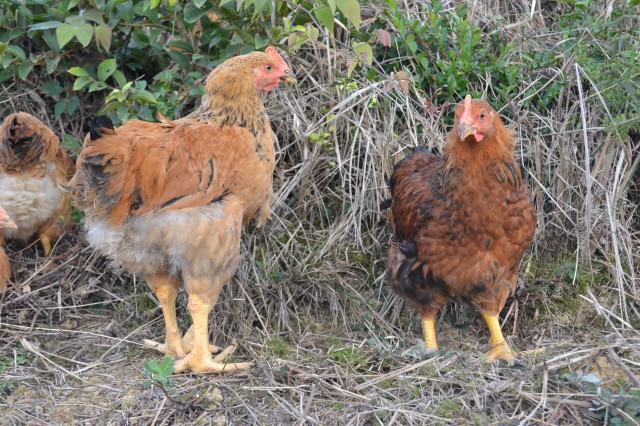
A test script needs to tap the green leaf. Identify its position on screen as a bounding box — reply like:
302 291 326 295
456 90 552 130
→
347 57 360 77
314 5 334 34
336 0 360 29
159 356 174 374
254 33 270 49
28 21 62 31
132 89 157 104
150 0 161 9
45 56 61 74
68 67 89 77
18 62 33 80
74 23 94 47
112 70 127 88
306 26 319 42
97 58 117 81
184 3 209 23
95 22 112 51
327 0 336 14
193 0 207 6
89 81 109 92
73 76 92 91
56 23 75 48
62 134 81 150
7 45 26 61
54 99 68 117
82 9 104 24
168 50 190 70
252 0 269 19
41 80 63 97
68 96 80 115
353 41 372 66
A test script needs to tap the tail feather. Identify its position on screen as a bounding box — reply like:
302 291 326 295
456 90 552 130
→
380 198 392 210
89 116 115 141
72 115 134 225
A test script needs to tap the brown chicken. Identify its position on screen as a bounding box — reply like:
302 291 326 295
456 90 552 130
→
0 112 75 258
0 206 18 291
385 95 536 362
71 47 296 373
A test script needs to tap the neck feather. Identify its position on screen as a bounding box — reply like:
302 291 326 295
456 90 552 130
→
189 69 267 136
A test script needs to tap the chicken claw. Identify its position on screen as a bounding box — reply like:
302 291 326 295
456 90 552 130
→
484 341 515 364
173 340 253 374
143 337 186 359
481 312 515 363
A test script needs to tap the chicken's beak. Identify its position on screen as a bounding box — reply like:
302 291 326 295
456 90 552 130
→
0 218 17 230
459 122 476 142
280 70 297 85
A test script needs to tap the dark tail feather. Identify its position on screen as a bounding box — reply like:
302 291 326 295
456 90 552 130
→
8 116 18 138
380 198 392 210
89 116 114 141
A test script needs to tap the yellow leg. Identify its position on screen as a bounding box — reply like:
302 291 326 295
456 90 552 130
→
143 280 186 359
173 294 252 374
422 316 439 351
40 234 52 257
480 311 515 363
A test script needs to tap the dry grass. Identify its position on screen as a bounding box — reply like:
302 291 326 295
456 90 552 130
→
1 0 639 424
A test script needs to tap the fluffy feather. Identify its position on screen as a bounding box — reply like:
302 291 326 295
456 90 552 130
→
71 47 295 373
385 95 536 362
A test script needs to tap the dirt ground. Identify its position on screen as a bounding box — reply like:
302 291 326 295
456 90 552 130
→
1 231 638 426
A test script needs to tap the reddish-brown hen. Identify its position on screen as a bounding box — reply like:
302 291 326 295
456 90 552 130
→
385 95 536 362
71 47 295 373
0 206 17 291
0 113 74 259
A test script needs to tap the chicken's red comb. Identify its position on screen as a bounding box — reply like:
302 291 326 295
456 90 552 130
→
463 94 472 108
460 94 473 121
265 46 289 70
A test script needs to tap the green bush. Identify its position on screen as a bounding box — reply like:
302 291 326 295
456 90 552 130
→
0 0 363 125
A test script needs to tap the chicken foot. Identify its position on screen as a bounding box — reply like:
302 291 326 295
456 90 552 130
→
481 311 515 363
173 294 252 374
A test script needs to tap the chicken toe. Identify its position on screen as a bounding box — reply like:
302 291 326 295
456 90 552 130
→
484 341 515 363
144 335 185 359
481 311 515 363
174 341 253 374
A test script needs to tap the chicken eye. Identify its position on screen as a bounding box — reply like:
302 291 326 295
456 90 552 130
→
265 65 273 71
480 111 486 120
